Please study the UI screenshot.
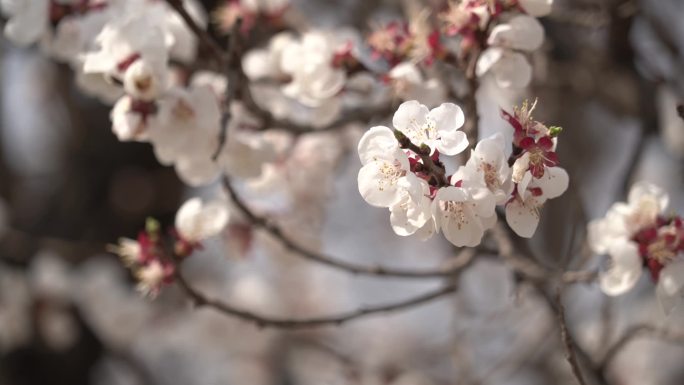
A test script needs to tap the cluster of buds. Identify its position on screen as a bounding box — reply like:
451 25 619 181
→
109 218 180 298
589 182 684 313
367 16 445 68
109 198 229 297
502 99 567 237
357 99 567 247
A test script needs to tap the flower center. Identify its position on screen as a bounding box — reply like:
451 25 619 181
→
479 161 499 190
377 159 405 191
172 99 196 121
402 118 436 145
440 200 468 230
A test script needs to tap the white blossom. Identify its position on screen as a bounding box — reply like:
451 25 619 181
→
389 179 432 236
462 133 512 204
388 62 446 108
505 166 569 237
432 186 496 247
588 181 669 254
357 126 419 208
175 197 230 242
392 100 468 156
476 15 545 88
279 31 346 107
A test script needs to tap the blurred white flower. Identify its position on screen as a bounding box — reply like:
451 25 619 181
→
476 15 545 88
175 197 230 243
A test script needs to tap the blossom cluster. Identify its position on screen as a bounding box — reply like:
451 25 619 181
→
366 0 553 89
110 197 229 297
589 183 684 312
357 99 568 247
1 0 282 187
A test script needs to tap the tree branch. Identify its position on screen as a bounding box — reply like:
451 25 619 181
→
221 175 482 278
556 289 589 385
240 83 395 135
164 0 227 65
174 268 466 329
598 324 684 372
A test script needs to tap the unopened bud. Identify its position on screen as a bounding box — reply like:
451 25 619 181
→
146 217 161 235
549 126 563 137
393 130 410 148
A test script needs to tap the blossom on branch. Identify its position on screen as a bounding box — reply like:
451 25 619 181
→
589 182 684 313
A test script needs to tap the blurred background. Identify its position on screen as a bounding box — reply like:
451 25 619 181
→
1 0 683 384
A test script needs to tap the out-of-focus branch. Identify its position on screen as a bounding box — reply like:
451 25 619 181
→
556 289 589 385
240 83 395 135
213 18 243 160
165 0 227 65
224 175 596 282
490 223 597 284
598 324 684 372
223 173 477 278
174 268 467 329
167 0 395 136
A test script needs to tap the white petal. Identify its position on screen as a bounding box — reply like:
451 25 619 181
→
242 49 275 80
492 52 533 89
357 158 407 208
657 260 684 314
436 130 469 156
519 0 553 17
392 100 429 135
534 166 569 199
357 126 397 165
428 103 465 132
476 47 504 77
599 240 643 296
628 181 669 213
176 197 229 241
488 15 545 51
505 197 540 238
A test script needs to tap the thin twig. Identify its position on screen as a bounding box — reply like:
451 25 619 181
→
174 269 464 329
240 83 395 135
222 175 480 278
598 324 684 371
213 18 243 160
556 288 589 385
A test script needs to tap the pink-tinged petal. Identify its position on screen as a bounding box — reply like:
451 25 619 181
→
599 240 642 296
501 108 524 133
537 136 554 151
519 137 535 150
544 151 559 166
505 197 540 238
530 163 545 179
656 260 684 314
